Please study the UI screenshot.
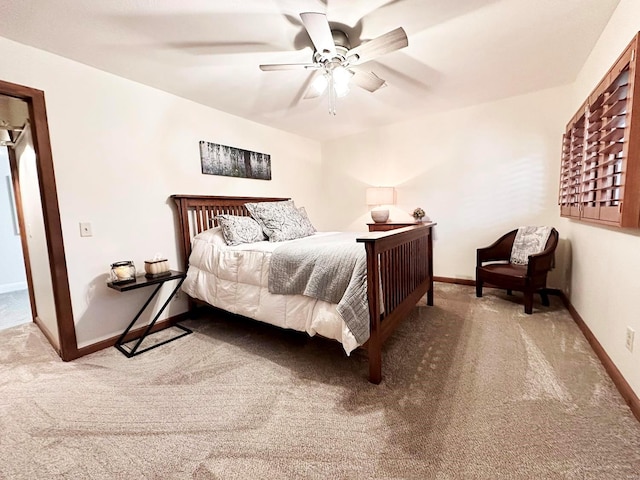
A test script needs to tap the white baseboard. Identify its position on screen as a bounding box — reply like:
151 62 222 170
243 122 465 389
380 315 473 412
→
0 281 28 294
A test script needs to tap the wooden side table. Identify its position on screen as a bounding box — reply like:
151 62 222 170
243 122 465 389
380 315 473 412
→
368 221 420 232
108 270 192 357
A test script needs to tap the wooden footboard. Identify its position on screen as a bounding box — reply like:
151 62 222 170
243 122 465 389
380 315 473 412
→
171 195 434 383
358 224 434 383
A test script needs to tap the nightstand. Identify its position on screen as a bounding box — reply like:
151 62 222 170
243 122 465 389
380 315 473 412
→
108 270 192 357
368 221 420 232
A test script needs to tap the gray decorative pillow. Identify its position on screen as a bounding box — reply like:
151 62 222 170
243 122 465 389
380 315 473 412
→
215 214 266 246
245 200 313 242
298 206 316 236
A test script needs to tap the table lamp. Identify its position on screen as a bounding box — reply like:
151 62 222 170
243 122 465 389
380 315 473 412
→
366 187 395 223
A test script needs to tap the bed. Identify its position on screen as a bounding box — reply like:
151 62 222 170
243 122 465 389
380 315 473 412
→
171 195 434 383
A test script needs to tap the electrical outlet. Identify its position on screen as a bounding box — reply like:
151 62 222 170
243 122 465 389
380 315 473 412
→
79 222 92 237
626 327 635 352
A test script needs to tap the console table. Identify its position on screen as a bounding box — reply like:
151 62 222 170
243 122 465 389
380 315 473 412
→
108 270 192 357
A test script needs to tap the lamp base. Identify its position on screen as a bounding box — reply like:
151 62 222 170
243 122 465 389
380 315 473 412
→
371 209 389 223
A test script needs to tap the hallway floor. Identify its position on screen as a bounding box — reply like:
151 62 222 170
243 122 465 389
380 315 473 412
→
0 289 31 330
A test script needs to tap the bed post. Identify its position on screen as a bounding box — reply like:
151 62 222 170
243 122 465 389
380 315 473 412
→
358 223 435 384
363 241 383 384
171 196 192 271
171 196 196 312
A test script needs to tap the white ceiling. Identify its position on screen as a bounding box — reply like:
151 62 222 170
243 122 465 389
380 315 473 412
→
0 0 620 141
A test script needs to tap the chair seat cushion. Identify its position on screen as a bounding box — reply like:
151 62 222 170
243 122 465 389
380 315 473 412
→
478 263 528 288
481 263 527 277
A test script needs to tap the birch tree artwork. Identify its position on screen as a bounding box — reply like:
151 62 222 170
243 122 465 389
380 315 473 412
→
199 141 271 180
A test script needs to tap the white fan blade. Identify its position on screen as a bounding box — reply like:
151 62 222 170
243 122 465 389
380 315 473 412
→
300 12 336 58
352 70 387 92
348 27 408 65
286 70 323 110
260 63 319 71
304 90 322 99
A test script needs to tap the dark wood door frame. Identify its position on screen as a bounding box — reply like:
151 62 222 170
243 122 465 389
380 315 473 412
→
0 79 77 360
7 147 38 325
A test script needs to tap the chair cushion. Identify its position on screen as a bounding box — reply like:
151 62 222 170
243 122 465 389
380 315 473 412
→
481 263 527 278
478 263 528 288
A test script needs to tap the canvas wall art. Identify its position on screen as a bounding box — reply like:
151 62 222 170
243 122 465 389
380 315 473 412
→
199 141 271 180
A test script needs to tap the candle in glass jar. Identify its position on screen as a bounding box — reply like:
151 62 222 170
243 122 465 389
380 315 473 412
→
114 266 131 280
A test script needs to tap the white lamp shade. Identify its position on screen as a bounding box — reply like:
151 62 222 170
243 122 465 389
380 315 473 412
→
366 187 395 206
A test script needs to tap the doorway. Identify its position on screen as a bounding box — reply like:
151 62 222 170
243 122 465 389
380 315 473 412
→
0 79 77 360
0 145 31 330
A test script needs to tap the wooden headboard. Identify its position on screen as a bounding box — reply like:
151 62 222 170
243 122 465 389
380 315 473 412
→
170 195 289 270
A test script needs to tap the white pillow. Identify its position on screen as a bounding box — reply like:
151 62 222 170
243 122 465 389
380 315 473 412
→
245 200 314 242
193 226 227 248
215 214 266 246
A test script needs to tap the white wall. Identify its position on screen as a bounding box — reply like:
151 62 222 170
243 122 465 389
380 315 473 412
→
0 36 322 348
565 0 640 397
0 148 27 293
14 128 57 343
322 85 573 287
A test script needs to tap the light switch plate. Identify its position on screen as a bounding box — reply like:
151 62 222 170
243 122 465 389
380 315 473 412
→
626 327 635 352
79 222 92 237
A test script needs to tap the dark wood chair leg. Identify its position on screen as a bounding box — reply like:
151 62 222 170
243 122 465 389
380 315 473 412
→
476 279 483 297
540 290 550 307
524 291 533 314
507 289 513 296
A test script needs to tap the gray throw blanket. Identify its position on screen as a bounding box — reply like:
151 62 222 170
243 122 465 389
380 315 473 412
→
268 233 369 344
510 226 552 265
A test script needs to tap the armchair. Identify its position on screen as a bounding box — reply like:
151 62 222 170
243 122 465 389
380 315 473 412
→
476 228 559 314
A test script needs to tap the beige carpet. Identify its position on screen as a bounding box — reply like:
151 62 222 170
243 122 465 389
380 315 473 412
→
0 289 31 331
1 283 640 479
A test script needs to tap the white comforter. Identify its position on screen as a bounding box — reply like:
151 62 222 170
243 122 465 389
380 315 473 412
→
182 228 361 354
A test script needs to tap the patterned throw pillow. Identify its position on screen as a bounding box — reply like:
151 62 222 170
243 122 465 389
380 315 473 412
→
245 200 314 242
298 206 317 236
215 214 266 246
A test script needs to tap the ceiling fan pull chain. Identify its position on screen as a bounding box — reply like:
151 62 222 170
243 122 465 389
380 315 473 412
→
329 71 337 116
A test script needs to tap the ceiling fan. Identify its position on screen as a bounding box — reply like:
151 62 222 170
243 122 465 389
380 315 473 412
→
259 12 408 115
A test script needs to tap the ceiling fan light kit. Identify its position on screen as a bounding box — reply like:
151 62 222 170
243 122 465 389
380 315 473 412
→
312 66 353 115
259 12 408 116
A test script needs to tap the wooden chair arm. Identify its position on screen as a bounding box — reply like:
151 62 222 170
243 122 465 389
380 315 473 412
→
477 230 517 265
526 229 559 275
527 250 554 275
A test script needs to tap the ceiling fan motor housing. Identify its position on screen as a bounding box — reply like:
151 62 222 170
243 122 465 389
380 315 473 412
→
331 30 351 50
314 29 353 66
